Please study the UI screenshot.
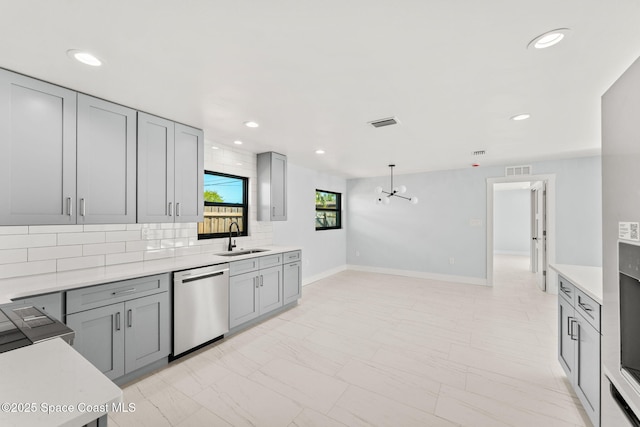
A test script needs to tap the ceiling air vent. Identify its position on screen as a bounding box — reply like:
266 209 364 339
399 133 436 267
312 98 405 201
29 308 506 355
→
505 165 532 176
368 117 400 128
472 150 486 156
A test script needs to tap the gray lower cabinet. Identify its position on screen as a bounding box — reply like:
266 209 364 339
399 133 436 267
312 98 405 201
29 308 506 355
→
283 260 302 305
557 275 601 426
76 94 137 224
0 68 77 225
66 274 170 381
229 254 285 329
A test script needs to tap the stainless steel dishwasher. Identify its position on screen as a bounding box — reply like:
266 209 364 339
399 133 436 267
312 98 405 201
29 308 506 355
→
173 263 229 357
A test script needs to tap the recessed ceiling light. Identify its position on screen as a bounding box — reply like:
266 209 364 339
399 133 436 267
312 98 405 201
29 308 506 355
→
211 146 219 150
233 140 243 145
511 113 531 121
527 28 571 49
236 162 243 166
67 49 102 66
244 121 259 128
315 149 325 154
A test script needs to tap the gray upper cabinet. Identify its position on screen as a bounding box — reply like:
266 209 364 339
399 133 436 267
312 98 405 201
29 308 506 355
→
138 113 203 223
0 68 77 225
137 112 175 223
257 152 287 221
174 123 204 222
77 94 137 224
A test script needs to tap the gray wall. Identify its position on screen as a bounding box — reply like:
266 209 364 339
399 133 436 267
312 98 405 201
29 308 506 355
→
272 162 347 283
346 156 601 282
494 189 530 256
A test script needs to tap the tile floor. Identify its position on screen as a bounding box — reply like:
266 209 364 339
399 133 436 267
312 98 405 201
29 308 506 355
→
109 255 590 426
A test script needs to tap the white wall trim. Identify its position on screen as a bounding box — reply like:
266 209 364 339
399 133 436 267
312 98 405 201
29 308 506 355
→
486 174 556 287
346 264 488 286
493 250 530 256
302 264 348 286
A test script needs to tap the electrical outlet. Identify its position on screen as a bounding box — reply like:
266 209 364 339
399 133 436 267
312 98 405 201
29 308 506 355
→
449 257 455 265
141 228 148 239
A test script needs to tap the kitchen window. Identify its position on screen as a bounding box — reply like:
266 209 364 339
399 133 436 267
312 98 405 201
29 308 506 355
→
198 171 248 239
315 189 341 230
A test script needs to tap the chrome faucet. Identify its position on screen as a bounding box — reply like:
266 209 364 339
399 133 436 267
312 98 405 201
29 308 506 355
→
228 222 240 251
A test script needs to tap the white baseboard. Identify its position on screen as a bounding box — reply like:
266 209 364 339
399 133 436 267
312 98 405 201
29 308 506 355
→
494 250 530 256
346 264 488 286
302 265 348 286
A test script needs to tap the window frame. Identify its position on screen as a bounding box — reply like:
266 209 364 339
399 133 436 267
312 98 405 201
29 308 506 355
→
198 171 249 240
315 189 342 231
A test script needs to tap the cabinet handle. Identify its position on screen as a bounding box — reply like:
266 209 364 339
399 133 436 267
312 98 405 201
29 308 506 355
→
569 318 578 341
127 309 132 328
80 198 86 216
176 202 181 217
578 301 594 312
260 275 264 287
67 197 73 216
115 312 121 331
168 202 173 216
272 206 276 217
112 288 136 296
560 285 571 296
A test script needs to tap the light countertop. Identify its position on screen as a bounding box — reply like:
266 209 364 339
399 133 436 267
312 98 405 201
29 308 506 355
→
549 263 603 304
0 338 122 427
0 245 302 304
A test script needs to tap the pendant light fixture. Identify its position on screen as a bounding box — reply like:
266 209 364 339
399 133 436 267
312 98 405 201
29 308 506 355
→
375 164 418 205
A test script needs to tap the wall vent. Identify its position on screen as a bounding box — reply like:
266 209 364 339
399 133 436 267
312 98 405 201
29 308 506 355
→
368 117 400 128
505 165 532 176
472 150 486 156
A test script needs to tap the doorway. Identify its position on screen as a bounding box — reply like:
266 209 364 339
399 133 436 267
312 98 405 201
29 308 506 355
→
486 174 555 289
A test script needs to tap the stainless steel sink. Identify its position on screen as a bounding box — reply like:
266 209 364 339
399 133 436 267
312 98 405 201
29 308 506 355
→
216 249 269 257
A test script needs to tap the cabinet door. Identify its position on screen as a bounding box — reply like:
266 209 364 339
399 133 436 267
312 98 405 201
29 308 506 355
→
283 261 301 305
558 296 575 379
259 265 283 314
174 123 203 222
575 316 601 426
229 271 259 328
0 69 77 225
77 94 137 224
270 153 287 220
137 112 175 223
124 292 170 374
67 303 125 380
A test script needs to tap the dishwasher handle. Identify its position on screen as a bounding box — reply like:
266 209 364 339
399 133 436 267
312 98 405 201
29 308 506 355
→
181 269 229 284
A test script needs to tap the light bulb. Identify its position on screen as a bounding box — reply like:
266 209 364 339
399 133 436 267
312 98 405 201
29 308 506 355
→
383 197 391 205
398 185 407 194
374 186 383 195
410 196 419 205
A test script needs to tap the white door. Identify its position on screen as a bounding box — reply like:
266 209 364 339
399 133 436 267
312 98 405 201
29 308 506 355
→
530 182 547 291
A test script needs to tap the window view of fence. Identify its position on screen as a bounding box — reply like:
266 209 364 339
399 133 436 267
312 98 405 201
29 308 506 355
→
315 189 341 230
198 171 248 239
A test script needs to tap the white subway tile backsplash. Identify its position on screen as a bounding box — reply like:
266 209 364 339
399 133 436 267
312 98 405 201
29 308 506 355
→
126 240 161 252
0 234 57 250
0 260 56 279
83 224 127 232
105 230 142 242
58 232 105 246
29 245 83 261
0 249 27 265
83 242 126 256
143 248 175 261
161 238 188 249
126 224 143 231
57 255 105 272
106 251 143 265
0 226 29 235
29 225 84 234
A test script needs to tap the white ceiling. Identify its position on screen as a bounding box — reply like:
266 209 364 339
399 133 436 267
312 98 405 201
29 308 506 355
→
2 1 640 178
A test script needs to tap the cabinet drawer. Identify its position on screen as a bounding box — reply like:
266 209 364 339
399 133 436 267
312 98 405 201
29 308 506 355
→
67 274 169 314
558 276 575 304
575 288 601 332
284 250 301 263
11 292 63 322
259 253 282 269
230 258 260 276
